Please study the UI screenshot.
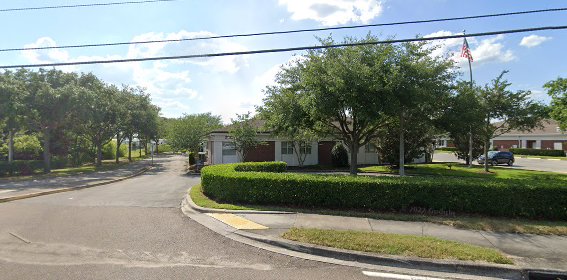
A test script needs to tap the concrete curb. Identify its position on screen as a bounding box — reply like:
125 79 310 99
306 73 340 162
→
0 165 152 203
233 230 526 279
187 186 295 215
183 192 567 279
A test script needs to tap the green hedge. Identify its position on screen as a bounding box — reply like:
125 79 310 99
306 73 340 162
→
435 147 457 152
233 161 287 172
201 162 567 220
509 148 565 157
0 159 68 176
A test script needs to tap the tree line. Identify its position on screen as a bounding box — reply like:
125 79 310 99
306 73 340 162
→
0 68 161 173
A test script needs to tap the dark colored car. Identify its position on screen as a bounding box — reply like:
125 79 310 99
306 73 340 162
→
478 151 515 166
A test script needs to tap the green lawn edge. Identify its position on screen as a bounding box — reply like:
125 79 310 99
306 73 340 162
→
282 228 513 265
190 184 567 236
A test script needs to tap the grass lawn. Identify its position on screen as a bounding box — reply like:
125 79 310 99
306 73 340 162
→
189 185 567 235
282 228 512 264
359 163 567 181
0 150 149 182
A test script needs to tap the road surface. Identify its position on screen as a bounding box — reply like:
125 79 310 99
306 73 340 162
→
0 155 402 280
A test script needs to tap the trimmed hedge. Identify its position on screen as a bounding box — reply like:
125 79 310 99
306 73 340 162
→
509 148 566 157
201 162 567 220
233 161 287 172
0 159 69 176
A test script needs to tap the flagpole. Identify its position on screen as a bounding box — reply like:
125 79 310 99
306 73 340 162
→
464 30 473 168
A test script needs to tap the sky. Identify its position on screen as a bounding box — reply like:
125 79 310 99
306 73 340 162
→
1 0 566 122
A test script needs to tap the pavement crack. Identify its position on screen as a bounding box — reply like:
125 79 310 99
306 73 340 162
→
478 231 497 249
9 232 31 244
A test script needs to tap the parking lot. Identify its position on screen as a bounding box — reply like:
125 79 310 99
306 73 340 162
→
433 152 567 174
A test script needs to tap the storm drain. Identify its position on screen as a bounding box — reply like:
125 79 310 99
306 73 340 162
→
529 271 567 280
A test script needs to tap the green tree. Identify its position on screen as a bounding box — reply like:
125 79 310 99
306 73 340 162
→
301 35 396 174
75 73 119 167
230 112 259 162
438 82 485 164
386 41 455 175
23 69 76 173
478 71 548 172
0 70 27 163
168 113 222 154
258 59 317 167
544 77 567 131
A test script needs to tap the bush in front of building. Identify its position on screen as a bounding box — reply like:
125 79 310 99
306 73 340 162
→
331 144 349 167
0 158 69 176
509 148 566 157
201 162 567 220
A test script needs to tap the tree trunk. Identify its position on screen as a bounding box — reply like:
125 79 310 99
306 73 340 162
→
8 129 14 163
468 128 473 168
484 138 490 172
96 141 103 167
42 128 51 174
128 137 132 162
399 110 405 176
144 140 148 155
115 133 121 164
349 142 359 175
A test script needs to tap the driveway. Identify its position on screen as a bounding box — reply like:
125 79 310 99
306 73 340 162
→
0 155 377 280
433 152 567 173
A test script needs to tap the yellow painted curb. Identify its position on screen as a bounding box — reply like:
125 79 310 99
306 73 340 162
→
206 213 269 230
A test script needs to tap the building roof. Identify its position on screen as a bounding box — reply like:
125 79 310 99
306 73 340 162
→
500 119 565 136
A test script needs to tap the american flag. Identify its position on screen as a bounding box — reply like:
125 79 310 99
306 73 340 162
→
461 37 473 62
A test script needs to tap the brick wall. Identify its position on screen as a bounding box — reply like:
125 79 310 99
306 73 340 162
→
245 141 275 162
493 140 520 150
541 140 567 151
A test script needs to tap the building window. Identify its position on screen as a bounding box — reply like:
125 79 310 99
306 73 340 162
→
300 143 312 155
365 143 376 153
281 141 294 155
222 142 236 156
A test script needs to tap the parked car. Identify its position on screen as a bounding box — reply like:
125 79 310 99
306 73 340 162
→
478 151 514 166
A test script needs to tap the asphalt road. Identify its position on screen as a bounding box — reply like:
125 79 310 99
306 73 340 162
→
0 155 388 280
433 152 567 173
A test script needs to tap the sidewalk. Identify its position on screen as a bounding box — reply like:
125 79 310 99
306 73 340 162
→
0 160 151 201
183 193 567 274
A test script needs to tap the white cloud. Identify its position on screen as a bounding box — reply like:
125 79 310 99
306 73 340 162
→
520 35 551 48
19 32 250 119
424 31 515 67
278 0 383 26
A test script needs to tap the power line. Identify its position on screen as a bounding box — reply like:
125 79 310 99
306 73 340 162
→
2 25 566 69
0 0 177 13
2 7 566 53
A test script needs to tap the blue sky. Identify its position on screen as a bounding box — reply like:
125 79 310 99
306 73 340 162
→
1 0 566 122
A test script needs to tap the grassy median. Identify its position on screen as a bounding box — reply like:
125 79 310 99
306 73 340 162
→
282 228 513 264
190 184 567 235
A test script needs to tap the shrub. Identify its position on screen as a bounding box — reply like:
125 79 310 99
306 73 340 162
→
509 148 565 157
158 144 173 153
201 163 567 220
233 161 287 172
0 158 69 176
102 141 128 160
331 143 348 167
188 152 196 165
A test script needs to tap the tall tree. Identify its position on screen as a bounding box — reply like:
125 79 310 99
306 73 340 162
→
438 81 485 165
544 77 567 131
301 35 396 174
478 71 548 172
386 41 455 176
168 113 222 154
76 73 119 167
0 70 27 163
229 112 259 162
258 59 316 167
24 69 76 173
